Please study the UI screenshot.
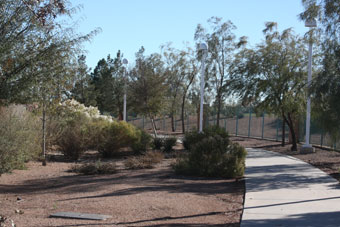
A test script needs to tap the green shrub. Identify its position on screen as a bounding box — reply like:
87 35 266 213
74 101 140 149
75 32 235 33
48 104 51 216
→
183 126 229 150
163 137 177 152
0 106 41 175
131 129 152 154
124 151 164 169
98 121 139 158
174 130 247 178
153 137 164 150
70 160 117 175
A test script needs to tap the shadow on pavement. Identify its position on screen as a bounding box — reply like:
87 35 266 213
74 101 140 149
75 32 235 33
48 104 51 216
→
241 211 340 227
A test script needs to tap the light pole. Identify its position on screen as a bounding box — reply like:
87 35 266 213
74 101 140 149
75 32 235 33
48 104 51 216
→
302 19 316 152
199 43 208 133
122 58 128 122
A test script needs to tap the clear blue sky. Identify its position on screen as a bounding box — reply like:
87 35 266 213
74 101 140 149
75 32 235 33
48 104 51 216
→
71 0 308 70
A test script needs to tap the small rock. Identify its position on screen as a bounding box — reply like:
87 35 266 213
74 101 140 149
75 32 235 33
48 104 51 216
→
15 209 24 214
16 197 22 201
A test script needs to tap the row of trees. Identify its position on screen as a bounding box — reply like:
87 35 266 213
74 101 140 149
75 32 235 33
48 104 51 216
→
1 0 340 152
70 17 314 151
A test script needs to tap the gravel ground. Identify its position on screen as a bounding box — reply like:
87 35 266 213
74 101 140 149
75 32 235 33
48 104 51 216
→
2 136 338 227
0 155 243 227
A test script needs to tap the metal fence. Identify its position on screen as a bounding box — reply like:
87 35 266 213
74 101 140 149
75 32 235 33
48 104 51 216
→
127 112 339 150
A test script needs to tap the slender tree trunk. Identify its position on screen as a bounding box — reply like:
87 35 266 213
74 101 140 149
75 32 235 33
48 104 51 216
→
287 113 298 151
42 101 47 166
281 113 286 147
118 111 123 121
150 115 158 137
170 114 175 132
216 94 221 127
181 95 186 134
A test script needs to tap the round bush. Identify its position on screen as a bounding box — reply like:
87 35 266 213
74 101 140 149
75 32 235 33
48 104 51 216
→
163 137 177 152
174 132 247 178
153 137 164 150
131 129 152 154
98 121 139 158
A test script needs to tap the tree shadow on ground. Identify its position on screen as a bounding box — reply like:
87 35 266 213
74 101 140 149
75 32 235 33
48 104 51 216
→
0 165 243 199
50 211 240 227
245 163 338 192
241 211 340 227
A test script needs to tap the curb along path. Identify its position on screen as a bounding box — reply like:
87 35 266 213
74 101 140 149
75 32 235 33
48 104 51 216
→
241 148 340 227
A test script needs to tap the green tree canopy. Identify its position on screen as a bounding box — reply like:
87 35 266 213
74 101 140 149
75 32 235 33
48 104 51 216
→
230 23 308 151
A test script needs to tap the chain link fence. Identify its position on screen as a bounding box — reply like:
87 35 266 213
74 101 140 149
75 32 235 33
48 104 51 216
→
127 110 339 150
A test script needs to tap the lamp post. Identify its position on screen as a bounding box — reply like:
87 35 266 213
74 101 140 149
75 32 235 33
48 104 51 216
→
302 19 316 152
122 58 128 121
199 43 208 133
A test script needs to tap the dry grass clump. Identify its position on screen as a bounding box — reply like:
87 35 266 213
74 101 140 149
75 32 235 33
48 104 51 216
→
70 161 117 175
124 151 164 169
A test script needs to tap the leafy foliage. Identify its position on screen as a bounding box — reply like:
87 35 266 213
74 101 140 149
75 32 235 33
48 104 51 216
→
163 137 177 152
98 121 140 158
230 23 308 151
131 129 153 154
194 17 247 126
183 126 229 150
301 0 340 140
153 137 164 150
0 105 41 175
174 127 246 178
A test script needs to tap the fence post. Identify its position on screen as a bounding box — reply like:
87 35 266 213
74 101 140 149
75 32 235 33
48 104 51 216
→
248 108 252 137
261 112 265 139
224 119 227 132
276 118 279 141
320 130 323 147
236 112 239 136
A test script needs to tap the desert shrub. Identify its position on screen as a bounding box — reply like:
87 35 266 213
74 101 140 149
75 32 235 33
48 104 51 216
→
0 106 41 175
163 137 177 152
70 160 117 175
98 121 139 158
153 137 164 150
131 129 153 154
57 112 91 160
183 126 229 150
124 151 164 169
174 131 247 178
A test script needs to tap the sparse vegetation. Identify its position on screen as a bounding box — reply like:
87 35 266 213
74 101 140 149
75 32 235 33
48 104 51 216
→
0 106 41 175
124 151 164 169
70 160 117 175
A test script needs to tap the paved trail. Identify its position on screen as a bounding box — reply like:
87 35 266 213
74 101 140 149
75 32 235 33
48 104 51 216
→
241 148 340 227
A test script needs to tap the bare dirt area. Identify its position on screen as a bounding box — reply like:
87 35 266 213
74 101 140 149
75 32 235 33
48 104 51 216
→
0 153 243 227
231 136 340 183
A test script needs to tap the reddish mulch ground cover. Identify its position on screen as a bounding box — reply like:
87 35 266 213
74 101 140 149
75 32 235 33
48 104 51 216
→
1 136 339 227
0 152 243 227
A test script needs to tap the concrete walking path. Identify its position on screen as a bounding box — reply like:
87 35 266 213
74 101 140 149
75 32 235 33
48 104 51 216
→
241 148 340 227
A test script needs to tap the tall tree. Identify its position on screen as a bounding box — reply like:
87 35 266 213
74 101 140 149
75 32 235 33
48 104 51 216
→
301 0 340 141
230 23 308 151
129 47 166 136
162 44 186 132
0 0 98 104
194 17 247 127
71 55 97 107
91 51 126 118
